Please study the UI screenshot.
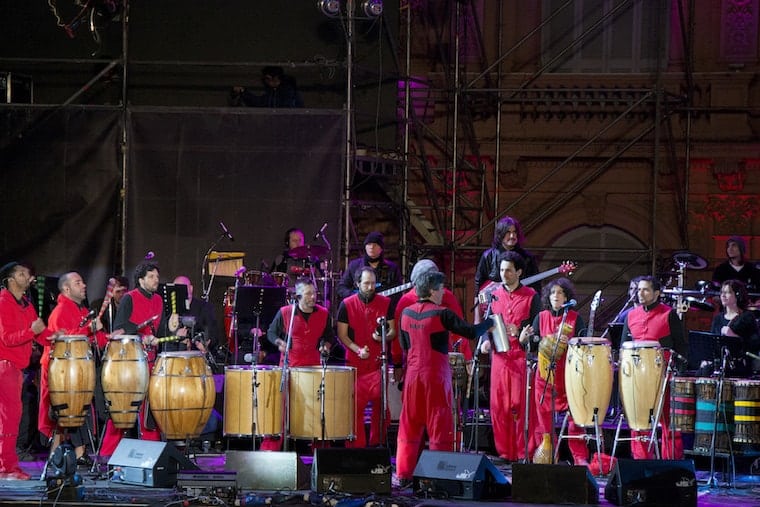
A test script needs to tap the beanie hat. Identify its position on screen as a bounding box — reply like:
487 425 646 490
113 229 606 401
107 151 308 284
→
364 231 385 248
727 236 746 256
410 259 437 285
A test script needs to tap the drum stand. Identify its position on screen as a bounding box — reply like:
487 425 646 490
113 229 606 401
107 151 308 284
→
706 348 736 488
249 331 260 450
319 354 328 442
379 317 389 448
465 332 488 452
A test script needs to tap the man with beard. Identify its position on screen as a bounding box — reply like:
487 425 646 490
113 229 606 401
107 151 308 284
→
337 266 395 448
0 262 54 479
99 262 182 456
336 232 402 301
39 272 108 468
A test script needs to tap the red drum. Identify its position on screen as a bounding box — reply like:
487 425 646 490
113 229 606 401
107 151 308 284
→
101 335 150 429
148 351 216 440
619 341 665 430
48 335 95 428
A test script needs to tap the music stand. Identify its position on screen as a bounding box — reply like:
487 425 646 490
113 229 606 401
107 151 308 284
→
687 331 746 376
234 286 287 329
606 323 624 350
158 283 189 317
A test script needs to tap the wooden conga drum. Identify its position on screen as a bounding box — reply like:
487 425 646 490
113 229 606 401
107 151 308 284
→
149 351 216 440
101 335 150 428
48 335 95 427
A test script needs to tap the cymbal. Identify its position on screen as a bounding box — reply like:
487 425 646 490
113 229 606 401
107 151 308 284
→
288 245 329 260
672 251 708 270
662 288 703 297
684 296 714 312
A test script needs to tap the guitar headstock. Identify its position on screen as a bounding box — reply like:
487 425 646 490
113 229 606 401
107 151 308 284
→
590 289 602 311
559 261 577 276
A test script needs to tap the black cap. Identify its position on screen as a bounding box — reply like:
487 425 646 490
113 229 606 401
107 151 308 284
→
0 261 19 288
364 231 385 248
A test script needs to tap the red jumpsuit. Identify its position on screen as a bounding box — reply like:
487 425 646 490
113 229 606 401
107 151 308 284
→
39 294 107 442
622 302 686 459
100 288 164 456
0 289 53 475
261 304 333 450
395 300 490 480
532 310 588 463
489 284 540 461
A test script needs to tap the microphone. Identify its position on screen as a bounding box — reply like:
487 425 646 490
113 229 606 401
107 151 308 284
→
489 293 499 302
234 266 247 277
746 351 760 361
670 350 689 364
219 221 234 242
314 222 328 240
144 251 155 260
79 309 96 327
561 299 577 309
243 353 256 363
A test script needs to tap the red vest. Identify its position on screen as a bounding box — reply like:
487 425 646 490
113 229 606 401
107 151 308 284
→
280 305 329 367
343 293 391 374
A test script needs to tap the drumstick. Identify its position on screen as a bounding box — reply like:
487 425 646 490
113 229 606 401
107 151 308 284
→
96 278 117 321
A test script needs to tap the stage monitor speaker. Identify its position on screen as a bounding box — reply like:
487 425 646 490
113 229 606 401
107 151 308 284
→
412 450 510 500
107 438 199 488
225 451 308 491
604 459 697 507
511 463 599 504
312 448 391 495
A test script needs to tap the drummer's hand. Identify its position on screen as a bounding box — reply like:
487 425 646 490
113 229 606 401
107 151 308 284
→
143 335 158 347
177 327 188 337
480 340 492 354
31 318 46 335
94 318 104 332
250 328 264 339
276 339 287 353
356 346 370 360
195 341 207 354
49 330 64 342
721 325 738 337
168 313 180 333
393 366 405 384
110 328 125 337
519 325 534 345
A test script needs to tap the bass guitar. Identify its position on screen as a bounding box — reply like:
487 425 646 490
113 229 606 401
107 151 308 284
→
587 289 602 337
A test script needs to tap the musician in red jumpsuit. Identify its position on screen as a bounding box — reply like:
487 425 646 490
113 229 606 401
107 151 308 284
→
0 262 54 480
395 270 493 484
529 277 588 464
337 266 394 448
261 278 334 450
100 262 180 456
622 275 687 459
481 251 541 462
39 272 108 467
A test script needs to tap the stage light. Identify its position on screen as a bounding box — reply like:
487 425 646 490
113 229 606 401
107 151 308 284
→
317 0 341 17
362 0 383 17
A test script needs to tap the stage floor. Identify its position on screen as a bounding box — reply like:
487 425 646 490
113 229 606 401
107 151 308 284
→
2 449 759 507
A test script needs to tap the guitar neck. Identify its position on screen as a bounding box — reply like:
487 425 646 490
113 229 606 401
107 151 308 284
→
379 281 413 298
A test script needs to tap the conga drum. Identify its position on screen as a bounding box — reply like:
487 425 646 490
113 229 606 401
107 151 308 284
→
694 377 734 454
101 335 150 428
619 340 665 430
223 365 282 437
564 337 613 427
289 366 355 439
671 377 697 451
48 335 95 428
148 351 216 440
732 379 760 453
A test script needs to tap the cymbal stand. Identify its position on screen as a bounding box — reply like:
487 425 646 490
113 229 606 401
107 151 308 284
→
673 261 688 320
229 276 242 364
200 232 227 302
278 299 298 452
379 317 389 448
319 352 328 442
540 308 570 462
707 348 735 488
316 229 332 309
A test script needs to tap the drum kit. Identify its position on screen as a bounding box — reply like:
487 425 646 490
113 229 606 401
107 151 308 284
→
659 250 718 315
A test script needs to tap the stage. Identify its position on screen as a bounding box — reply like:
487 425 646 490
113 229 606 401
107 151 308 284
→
3 446 760 507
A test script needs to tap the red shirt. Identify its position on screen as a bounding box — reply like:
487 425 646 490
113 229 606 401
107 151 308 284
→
0 289 53 370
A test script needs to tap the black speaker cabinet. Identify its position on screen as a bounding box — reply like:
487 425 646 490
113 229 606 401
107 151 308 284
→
225 451 308 491
511 463 599 504
312 448 392 494
604 459 697 507
412 450 510 500
107 438 198 488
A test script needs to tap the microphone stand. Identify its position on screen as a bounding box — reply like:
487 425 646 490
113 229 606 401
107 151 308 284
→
229 275 242 364
539 307 570 463
319 350 327 443
646 353 673 458
378 317 389 448
467 294 495 452
200 233 226 302
278 298 298 452
707 348 734 488
249 311 261 450
316 231 332 309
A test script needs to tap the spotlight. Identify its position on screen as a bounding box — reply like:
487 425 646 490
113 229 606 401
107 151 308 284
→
362 0 383 17
318 0 341 17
